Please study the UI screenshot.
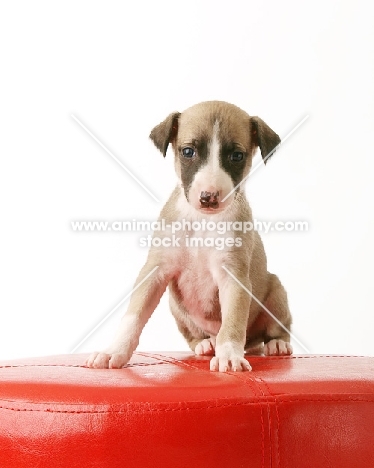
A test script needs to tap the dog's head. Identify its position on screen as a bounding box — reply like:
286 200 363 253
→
150 101 280 214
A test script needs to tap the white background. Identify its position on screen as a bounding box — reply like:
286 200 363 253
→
0 1 373 361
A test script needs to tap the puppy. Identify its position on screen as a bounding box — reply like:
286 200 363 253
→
87 101 293 372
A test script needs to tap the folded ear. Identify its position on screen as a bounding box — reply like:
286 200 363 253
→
251 116 281 164
149 112 181 157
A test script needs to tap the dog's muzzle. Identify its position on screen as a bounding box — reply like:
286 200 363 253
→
200 191 220 209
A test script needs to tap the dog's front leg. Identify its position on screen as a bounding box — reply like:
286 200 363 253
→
87 261 169 369
210 275 252 372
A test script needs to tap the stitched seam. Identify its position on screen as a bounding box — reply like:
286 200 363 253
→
221 369 266 465
0 362 170 370
0 355 371 370
259 355 369 360
256 377 273 396
277 397 374 403
0 400 279 414
228 373 260 397
1 398 372 414
255 376 274 468
274 398 281 468
252 378 267 468
256 377 281 468
135 352 203 371
0 364 87 369
248 376 266 468
229 374 266 467
134 352 208 365
260 403 265 468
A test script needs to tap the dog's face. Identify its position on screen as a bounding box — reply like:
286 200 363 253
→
150 101 280 214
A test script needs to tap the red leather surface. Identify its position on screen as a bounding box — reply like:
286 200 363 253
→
0 353 373 467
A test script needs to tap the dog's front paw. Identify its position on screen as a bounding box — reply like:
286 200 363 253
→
263 339 293 356
210 342 251 372
86 351 131 369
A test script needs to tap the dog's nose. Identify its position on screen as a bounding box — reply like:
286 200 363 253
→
200 191 220 209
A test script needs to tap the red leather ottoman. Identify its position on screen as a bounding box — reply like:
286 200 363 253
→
0 352 373 467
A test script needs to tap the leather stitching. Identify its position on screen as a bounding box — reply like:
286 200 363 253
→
1 398 372 414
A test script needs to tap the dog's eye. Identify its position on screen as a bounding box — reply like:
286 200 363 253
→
182 147 195 158
230 151 244 162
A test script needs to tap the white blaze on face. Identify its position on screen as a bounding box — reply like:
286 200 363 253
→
188 121 235 212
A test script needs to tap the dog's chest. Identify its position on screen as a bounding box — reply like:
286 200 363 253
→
176 244 223 316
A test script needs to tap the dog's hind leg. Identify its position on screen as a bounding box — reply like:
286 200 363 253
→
174 316 216 355
261 273 293 356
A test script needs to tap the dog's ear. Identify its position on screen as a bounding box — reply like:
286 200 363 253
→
149 112 181 157
251 117 281 164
